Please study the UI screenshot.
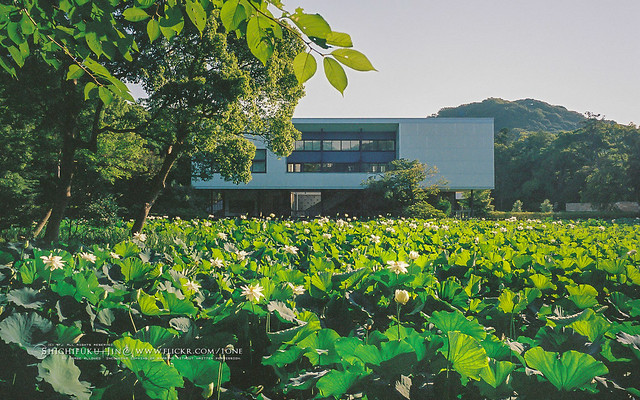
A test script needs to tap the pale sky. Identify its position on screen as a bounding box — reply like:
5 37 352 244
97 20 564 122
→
291 0 640 125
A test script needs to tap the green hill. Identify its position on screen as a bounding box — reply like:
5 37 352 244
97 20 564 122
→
436 98 587 133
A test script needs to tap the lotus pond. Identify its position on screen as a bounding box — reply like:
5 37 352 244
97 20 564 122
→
0 217 639 399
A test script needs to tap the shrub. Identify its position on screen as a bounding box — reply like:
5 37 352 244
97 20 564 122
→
512 200 523 212
540 199 553 212
404 201 446 219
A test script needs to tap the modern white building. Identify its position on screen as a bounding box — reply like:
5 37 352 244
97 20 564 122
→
192 118 494 216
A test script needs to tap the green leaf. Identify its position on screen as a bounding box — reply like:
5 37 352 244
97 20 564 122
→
430 309 486 341
147 19 161 43
173 356 230 388
220 0 247 31
123 7 150 22
530 274 556 291
524 347 609 391
97 86 113 105
479 359 515 388
316 368 360 398
246 15 274 65
326 31 353 47
84 82 98 100
37 354 91 400
323 57 347 94
7 287 44 309
331 49 376 71
8 46 25 67
8 22 25 45
289 13 331 39
113 241 140 258
138 290 165 316
112 337 184 398
119 258 154 281
135 325 179 348
292 52 317 84
85 31 103 58
185 0 206 34
55 324 83 344
0 312 53 358
297 328 341 365
446 331 489 381
66 64 84 80
567 284 598 309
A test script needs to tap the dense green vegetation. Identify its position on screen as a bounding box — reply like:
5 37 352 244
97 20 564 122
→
436 98 586 134
437 99 640 212
1 217 639 399
0 0 375 241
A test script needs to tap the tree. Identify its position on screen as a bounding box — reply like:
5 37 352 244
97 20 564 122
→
121 15 306 232
0 0 375 241
460 190 494 217
363 159 444 218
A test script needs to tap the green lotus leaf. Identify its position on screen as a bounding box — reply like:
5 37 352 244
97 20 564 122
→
112 337 183 399
479 359 516 388
430 309 486 340
134 325 179 348
0 312 52 358
524 346 608 391
567 284 598 309
446 331 489 381
37 354 91 400
7 287 44 309
172 356 230 388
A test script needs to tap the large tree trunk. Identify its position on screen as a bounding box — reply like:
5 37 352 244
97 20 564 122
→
131 131 187 234
43 134 77 243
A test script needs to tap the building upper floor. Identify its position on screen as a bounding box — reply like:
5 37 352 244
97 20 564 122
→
192 117 495 191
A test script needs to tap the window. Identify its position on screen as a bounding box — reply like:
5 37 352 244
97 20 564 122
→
379 140 395 151
250 149 267 173
362 163 389 173
322 140 341 151
344 140 360 151
303 163 321 172
287 163 302 172
361 140 395 151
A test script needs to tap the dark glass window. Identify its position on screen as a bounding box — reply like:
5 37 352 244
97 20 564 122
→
303 163 321 172
304 140 321 151
250 149 267 173
379 140 395 151
322 140 341 151
344 140 360 151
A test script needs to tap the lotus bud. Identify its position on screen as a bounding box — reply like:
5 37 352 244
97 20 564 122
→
394 289 410 305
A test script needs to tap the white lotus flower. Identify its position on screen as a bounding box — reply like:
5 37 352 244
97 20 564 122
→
184 280 201 293
408 251 419 260
241 283 264 303
79 252 97 263
133 232 147 242
287 282 305 295
283 245 298 255
236 250 248 261
370 235 381 244
40 254 65 270
322 233 332 239
210 258 225 268
387 260 409 274
217 232 227 240
110 252 120 259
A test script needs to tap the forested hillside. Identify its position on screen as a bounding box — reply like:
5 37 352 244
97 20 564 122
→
436 98 586 133
436 98 639 212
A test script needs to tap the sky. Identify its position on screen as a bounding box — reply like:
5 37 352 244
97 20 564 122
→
290 0 640 125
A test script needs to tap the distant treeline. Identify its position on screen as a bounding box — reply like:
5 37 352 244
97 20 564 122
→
438 98 639 212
